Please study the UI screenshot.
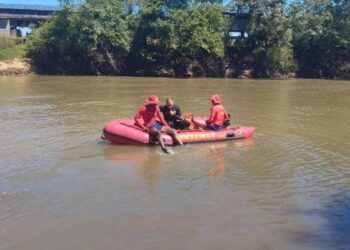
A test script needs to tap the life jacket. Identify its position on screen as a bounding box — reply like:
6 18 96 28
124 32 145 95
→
209 105 229 126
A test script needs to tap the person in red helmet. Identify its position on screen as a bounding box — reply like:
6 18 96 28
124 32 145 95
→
134 95 183 153
193 94 230 131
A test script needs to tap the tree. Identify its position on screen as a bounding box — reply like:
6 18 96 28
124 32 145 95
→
128 0 226 76
26 0 349 78
126 0 174 75
77 0 132 74
27 0 132 75
168 4 226 76
26 6 84 74
291 0 350 78
226 0 295 77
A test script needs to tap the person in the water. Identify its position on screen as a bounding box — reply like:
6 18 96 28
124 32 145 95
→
134 95 183 154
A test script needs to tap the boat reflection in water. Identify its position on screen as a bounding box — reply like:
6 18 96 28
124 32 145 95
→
205 138 255 176
103 145 163 194
103 138 255 182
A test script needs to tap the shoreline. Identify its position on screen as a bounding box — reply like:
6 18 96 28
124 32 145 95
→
0 58 31 76
0 59 348 80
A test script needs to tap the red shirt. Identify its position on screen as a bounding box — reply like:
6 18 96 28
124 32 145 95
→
134 105 169 128
207 104 229 126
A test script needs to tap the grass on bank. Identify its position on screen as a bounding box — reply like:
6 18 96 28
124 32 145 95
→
0 37 26 61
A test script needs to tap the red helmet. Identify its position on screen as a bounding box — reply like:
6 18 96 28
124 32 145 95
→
209 94 221 104
146 95 159 104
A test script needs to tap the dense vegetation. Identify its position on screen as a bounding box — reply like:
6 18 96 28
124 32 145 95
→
0 37 25 61
26 0 350 78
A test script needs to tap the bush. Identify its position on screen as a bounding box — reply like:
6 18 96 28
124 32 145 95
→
26 0 132 75
0 37 25 61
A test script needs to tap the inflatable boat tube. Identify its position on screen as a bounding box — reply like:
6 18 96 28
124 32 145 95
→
102 118 255 146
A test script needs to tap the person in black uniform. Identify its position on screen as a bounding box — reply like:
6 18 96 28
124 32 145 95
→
160 97 191 130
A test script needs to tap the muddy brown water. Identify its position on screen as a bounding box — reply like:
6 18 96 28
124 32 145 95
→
0 76 349 250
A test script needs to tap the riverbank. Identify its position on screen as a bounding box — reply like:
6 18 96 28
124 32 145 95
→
0 58 31 76
0 63 286 78
0 57 345 79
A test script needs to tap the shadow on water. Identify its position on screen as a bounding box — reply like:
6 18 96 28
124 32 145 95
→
292 192 350 249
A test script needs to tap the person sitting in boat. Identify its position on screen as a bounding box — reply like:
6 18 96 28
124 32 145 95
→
134 95 183 154
160 97 191 130
193 94 230 131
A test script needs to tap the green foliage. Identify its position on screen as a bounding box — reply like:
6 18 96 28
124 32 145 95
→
169 5 226 76
170 5 226 58
0 37 17 49
82 0 133 74
126 0 172 75
129 1 226 76
76 0 132 74
25 0 350 78
291 0 350 78
26 0 132 74
227 1 295 77
0 37 25 61
26 6 84 74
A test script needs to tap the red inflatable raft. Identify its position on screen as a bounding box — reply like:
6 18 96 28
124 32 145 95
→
102 118 255 146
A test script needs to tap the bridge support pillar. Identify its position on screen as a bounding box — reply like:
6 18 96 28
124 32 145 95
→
0 18 10 37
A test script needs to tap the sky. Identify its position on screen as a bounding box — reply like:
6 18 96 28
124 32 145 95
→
0 0 232 6
0 0 234 6
0 0 60 5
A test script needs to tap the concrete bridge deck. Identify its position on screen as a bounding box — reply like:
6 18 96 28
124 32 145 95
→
0 3 59 37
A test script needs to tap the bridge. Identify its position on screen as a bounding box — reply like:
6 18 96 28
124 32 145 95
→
0 3 59 37
0 3 249 39
223 11 249 38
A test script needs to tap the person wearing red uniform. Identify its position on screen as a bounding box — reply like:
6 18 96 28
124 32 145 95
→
193 94 230 131
134 95 183 153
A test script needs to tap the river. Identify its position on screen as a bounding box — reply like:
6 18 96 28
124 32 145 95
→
0 76 349 250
